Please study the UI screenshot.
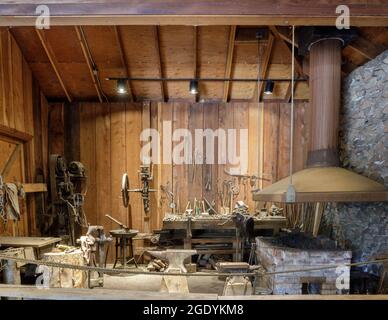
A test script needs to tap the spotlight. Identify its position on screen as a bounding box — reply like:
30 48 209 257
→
264 80 274 95
117 79 127 94
189 80 199 95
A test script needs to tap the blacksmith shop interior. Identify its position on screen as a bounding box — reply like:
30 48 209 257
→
0 1 387 301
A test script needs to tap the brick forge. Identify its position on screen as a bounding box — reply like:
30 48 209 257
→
256 235 352 295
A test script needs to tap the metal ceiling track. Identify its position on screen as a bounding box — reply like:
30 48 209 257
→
106 77 308 82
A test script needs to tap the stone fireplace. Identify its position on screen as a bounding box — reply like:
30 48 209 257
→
256 234 352 295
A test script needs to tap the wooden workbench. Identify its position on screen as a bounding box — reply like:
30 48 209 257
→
162 216 287 260
0 236 62 259
162 216 287 233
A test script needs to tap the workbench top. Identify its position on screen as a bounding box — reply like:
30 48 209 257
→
0 236 62 248
162 215 287 230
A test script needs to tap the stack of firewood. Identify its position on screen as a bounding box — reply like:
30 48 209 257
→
146 259 168 272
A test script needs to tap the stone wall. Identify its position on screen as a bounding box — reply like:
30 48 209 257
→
322 50 388 275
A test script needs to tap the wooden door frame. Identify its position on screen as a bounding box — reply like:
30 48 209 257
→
0 129 36 236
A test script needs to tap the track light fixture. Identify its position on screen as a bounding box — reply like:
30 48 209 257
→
117 79 127 94
189 80 199 95
264 80 274 95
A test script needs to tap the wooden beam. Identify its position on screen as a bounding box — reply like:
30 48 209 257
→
35 29 72 103
1 1 388 26
113 26 134 102
74 26 104 103
2 16 388 27
154 26 166 102
270 26 303 74
21 183 47 193
252 33 274 102
284 83 293 103
269 26 297 47
222 26 236 103
0 124 32 142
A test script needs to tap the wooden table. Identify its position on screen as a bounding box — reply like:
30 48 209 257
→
0 236 62 259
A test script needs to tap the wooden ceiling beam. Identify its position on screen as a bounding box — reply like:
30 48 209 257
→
154 26 166 102
35 29 72 102
74 26 104 103
2 16 387 27
269 26 297 48
251 32 274 102
222 25 236 103
113 26 134 102
269 26 303 74
2 1 388 26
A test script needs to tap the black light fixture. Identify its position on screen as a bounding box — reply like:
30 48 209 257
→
189 79 199 95
117 79 127 94
264 80 274 95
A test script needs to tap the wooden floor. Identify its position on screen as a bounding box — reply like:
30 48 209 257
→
0 285 387 300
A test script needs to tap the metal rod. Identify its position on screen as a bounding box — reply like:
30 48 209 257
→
0 254 387 278
289 25 296 184
106 77 307 82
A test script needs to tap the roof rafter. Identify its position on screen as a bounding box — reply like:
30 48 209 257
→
193 26 199 103
252 32 274 102
222 25 236 103
74 26 104 103
35 28 72 102
154 26 166 102
113 26 135 102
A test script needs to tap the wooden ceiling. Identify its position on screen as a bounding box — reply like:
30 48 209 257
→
9 25 388 103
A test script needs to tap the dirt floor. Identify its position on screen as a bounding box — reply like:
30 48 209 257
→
102 268 226 294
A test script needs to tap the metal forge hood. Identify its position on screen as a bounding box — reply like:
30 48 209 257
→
253 28 388 203
253 167 388 203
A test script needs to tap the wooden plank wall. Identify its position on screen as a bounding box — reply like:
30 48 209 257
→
0 27 49 236
60 101 309 234
262 102 309 188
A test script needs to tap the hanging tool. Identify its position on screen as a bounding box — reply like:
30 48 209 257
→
191 150 197 183
160 184 176 214
286 25 296 203
204 157 212 191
